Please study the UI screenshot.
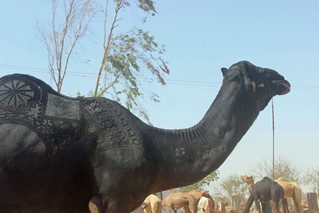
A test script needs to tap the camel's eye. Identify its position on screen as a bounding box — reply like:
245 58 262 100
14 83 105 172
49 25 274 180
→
227 74 240 83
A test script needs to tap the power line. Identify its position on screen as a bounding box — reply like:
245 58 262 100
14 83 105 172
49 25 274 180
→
0 64 220 87
0 64 97 78
1 64 319 90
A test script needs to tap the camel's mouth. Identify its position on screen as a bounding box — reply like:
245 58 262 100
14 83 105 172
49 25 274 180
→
273 79 291 95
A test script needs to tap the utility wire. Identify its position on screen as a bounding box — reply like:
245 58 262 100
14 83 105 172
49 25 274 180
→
1 64 319 90
0 64 220 87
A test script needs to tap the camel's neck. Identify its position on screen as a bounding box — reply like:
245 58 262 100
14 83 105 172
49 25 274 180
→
248 182 255 193
148 82 259 191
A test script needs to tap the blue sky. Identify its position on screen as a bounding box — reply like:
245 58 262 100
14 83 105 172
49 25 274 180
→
1 0 319 191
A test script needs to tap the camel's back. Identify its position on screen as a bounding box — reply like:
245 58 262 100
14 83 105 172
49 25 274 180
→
275 177 299 198
144 194 161 205
0 74 83 155
276 177 291 182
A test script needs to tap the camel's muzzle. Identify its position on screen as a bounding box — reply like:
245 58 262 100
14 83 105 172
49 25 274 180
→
274 80 290 95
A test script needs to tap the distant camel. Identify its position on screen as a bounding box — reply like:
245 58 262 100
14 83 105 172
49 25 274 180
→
243 177 288 213
242 176 303 213
142 194 162 213
184 190 215 213
162 192 197 213
167 190 215 213
241 175 255 193
275 177 303 213
241 175 271 213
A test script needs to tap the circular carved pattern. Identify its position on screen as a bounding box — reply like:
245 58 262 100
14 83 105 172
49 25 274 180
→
0 79 35 107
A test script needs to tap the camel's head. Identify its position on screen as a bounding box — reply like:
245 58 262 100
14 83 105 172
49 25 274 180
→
221 61 290 111
240 175 254 184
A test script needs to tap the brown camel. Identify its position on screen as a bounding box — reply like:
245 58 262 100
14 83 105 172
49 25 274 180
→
142 194 162 213
0 61 290 212
162 192 197 213
167 189 215 213
184 190 215 213
275 177 303 213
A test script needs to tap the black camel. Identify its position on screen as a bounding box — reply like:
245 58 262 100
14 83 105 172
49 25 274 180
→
0 61 290 212
243 177 289 213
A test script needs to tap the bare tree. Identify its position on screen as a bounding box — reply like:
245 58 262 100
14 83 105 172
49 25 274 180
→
38 0 99 93
250 156 303 183
304 168 319 194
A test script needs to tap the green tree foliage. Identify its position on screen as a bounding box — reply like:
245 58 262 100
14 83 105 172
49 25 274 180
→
94 0 169 122
39 0 169 123
304 168 319 194
181 171 219 192
102 29 169 110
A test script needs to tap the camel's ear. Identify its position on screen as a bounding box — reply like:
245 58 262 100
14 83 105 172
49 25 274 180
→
221 68 229 77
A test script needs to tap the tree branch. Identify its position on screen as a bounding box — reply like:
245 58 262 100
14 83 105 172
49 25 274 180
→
97 73 122 97
94 1 122 96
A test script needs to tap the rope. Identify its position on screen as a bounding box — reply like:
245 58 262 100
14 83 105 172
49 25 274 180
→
271 98 275 200
272 98 275 181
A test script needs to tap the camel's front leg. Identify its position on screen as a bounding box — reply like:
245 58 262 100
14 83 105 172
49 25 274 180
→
183 206 192 213
261 202 272 213
293 198 303 213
